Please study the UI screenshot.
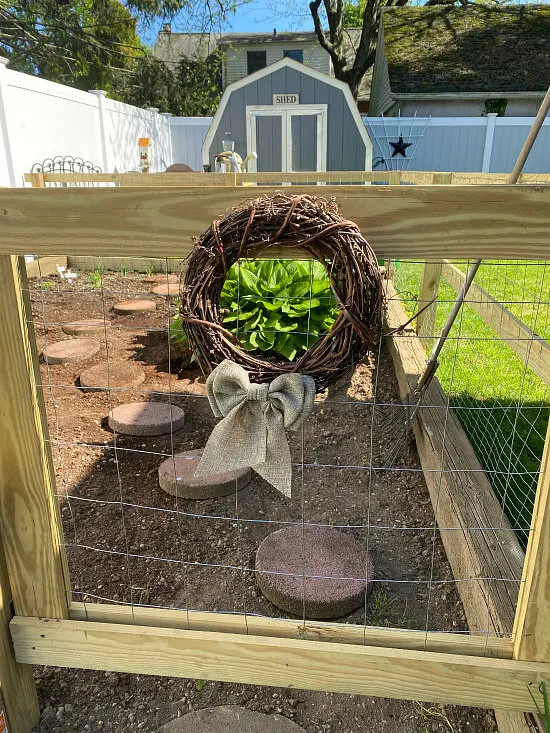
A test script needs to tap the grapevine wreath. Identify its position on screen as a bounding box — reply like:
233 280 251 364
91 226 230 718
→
180 192 384 392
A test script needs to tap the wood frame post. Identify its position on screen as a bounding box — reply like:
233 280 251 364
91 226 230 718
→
513 416 550 663
0 533 39 733
0 256 69 620
27 173 45 188
416 261 442 340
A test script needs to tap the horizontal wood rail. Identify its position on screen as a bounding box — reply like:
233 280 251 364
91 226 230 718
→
2 185 550 260
10 616 550 712
24 171 550 187
441 261 550 387
68 602 513 658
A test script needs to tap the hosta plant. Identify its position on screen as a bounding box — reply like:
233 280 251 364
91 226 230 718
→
219 259 338 361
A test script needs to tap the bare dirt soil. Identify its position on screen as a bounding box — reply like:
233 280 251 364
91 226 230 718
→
28 271 498 733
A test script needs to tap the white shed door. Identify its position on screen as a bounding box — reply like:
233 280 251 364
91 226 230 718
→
246 106 327 173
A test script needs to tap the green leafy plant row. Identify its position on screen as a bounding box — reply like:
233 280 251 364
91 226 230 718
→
220 259 338 361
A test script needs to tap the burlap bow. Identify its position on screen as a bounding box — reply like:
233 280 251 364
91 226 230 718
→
195 360 316 496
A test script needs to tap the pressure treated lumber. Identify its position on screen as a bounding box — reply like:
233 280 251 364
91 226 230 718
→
69 601 512 657
25 255 67 279
1 186 550 260
442 261 550 387
417 261 442 339
23 171 550 187
513 418 550 663
385 284 525 637
10 617 550 712
0 256 69 619
0 535 39 733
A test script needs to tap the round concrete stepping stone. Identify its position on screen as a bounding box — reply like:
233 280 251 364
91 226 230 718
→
43 338 101 365
158 449 251 499
143 273 178 284
113 299 156 315
79 362 146 392
62 319 106 336
157 706 306 733
256 525 373 620
151 282 180 297
108 401 185 436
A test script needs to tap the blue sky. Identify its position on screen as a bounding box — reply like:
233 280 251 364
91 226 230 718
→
141 0 313 45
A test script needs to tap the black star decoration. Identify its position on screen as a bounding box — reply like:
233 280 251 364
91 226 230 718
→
389 136 412 158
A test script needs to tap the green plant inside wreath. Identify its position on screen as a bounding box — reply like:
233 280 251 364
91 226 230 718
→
219 259 338 362
171 259 338 362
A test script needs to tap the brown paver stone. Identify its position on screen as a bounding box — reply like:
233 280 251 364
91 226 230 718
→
151 283 180 297
62 319 107 336
156 706 307 733
256 525 373 619
43 338 101 365
113 299 156 314
108 401 185 436
158 448 251 499
142 274 178 284
79 362 146 392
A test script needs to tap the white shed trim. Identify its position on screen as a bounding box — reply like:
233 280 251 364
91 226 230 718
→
202 57 372 169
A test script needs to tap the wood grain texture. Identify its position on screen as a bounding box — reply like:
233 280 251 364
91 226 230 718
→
1 186 550 260
0 257 69 619
385 284 525 637
0 537 39 733
10 617 550 712
22 171 550 186
68 602 512 658
25 255 67 279
513 417 550 663
24 172 238 187
442 261 550 387
416 261 442 339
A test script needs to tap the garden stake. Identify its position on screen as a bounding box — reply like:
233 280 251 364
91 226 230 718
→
384 84 550 464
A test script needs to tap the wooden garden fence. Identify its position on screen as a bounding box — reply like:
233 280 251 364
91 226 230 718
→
24 170 550 187
0 181 550 733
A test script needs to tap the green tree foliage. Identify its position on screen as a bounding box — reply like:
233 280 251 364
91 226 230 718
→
0 0 232 109
125 49 223 116
0 0 144 96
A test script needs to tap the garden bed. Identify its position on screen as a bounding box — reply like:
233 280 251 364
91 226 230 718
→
28 269 498 733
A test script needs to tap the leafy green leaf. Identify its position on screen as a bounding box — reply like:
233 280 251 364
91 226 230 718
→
217 259 337 361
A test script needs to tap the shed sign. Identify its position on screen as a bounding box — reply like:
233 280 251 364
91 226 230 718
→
273 94 299 105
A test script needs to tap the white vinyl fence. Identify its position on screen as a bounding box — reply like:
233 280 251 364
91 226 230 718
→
0 58 173 186
169 113 550 176
364 115 550 174
170 117 212 171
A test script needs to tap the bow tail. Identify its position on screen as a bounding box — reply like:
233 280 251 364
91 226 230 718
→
253 410 293 497
195 402 267 478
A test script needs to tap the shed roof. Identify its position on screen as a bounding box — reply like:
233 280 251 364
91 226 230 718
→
382 5 550 94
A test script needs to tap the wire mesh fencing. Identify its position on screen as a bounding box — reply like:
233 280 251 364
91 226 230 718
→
25 252 548 648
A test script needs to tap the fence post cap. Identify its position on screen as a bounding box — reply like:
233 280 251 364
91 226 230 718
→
88 89 107 97
0 57 9 69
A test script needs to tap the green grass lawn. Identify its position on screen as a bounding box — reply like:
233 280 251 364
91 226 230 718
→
393 260 550 546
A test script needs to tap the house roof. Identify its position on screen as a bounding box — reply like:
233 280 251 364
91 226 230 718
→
218 32 318 45
382 5 550 94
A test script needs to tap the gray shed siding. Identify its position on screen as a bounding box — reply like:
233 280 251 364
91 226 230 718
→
206 66 367 171
369 26 393 117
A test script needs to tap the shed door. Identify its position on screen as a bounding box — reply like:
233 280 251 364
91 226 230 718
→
246 106 326 173
256 115 283 172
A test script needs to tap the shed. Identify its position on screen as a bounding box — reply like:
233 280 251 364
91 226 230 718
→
202 58 372 173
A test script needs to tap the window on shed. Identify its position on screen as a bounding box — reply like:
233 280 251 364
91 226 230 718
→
247 50 267 74
283 49 303 63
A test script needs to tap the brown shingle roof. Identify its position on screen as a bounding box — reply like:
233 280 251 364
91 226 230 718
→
383 6 550 94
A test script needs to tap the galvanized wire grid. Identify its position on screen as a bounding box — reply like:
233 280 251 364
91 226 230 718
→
28 252 548 645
